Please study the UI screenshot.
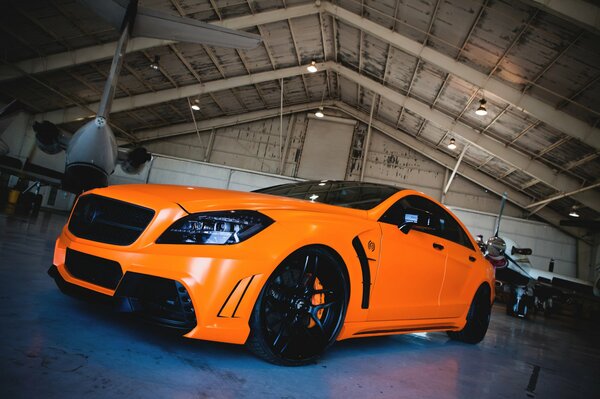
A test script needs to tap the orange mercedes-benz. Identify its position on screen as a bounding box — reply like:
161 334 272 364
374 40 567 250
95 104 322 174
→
49 180 494 365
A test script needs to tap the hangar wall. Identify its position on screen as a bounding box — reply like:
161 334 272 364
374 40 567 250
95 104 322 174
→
141 113 523 216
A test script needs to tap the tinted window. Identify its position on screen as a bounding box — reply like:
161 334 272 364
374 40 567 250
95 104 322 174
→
254 181 400 210
380 195 474 250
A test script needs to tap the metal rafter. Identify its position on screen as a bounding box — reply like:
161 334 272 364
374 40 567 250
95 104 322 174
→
245 0 283 94
431 0 488 109
395 58 420 128
523 30 584 94
565 152 599 171
533 135 572 159
520 179 540 190
5 1 599 151
208 0 222 20
556 74 600 110
12 4 70 51
481 105 509 135
176 1 249 112
488 10 539 78
415 120 427 138
376 0 401 116
35 60 591 191
203 45 249 111
357 30 363 103
287 18 311 100
49 4 166 128
508 121 541 145
476 155 494 171
235 49 269 107
396 0 439 126
453 10 539 137
169 0 186 16
318 12 332 99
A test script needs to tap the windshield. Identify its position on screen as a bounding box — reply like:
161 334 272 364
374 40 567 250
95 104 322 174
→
254 181 401 210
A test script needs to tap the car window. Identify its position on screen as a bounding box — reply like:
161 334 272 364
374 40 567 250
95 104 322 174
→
255 181 400 210
379 195 474 250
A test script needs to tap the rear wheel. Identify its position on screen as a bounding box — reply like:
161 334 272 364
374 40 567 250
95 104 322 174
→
246 247 348 366
447 285 491 344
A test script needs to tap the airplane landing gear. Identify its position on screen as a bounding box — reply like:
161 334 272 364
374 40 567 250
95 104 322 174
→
506 286 533 319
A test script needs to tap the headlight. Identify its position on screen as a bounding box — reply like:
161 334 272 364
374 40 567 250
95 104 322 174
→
156 210 273 245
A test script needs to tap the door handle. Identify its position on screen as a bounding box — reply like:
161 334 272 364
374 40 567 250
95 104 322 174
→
432 243 444 251
469 256 476 262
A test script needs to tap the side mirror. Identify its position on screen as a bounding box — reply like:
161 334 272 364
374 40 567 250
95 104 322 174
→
399 208 438 234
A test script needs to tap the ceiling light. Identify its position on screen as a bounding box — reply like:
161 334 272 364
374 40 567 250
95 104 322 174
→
475 98 487 116
569 209 580 218
150 55 160 70
190 99 200 111
315 107 324 118
447 138 457 150
307 61 318 73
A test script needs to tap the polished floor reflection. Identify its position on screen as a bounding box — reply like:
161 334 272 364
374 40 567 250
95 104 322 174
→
1 210 598 398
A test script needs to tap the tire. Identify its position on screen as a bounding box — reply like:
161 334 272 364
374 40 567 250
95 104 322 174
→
246 247 348 366
447 285 491 344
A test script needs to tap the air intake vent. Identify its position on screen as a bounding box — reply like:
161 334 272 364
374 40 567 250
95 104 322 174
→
69 194 155 245
65 249 123 290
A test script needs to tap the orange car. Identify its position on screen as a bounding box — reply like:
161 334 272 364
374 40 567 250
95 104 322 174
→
48 180 494 365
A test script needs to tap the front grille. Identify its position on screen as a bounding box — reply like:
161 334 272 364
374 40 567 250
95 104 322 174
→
69 194 155 246
65 248 123 290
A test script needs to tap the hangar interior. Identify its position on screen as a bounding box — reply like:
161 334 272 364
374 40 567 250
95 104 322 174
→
0 0 599 398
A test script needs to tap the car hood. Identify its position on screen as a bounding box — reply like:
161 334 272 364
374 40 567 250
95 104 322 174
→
89 184 369 218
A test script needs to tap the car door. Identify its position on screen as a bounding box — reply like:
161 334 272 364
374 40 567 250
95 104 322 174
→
434 208 480 318
368 195 447 321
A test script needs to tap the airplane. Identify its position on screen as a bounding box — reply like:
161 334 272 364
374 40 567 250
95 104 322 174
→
478 194 599 318
29 0 261 193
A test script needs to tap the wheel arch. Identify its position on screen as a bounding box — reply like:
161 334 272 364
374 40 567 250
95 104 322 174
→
474 281 493 304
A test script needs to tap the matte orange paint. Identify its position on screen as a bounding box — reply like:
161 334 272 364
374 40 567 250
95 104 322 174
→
52 184 494 345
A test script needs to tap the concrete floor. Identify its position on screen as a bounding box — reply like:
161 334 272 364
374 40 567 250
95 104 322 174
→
1 210 599 399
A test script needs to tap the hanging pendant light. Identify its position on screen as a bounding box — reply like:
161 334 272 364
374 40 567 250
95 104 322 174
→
475 98 488 116
447 138 457 150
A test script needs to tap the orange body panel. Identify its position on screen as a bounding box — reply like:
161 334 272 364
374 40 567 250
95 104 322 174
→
52 184 494 345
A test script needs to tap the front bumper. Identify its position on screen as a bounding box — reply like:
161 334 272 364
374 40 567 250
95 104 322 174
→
48 264 197 332
51 229 272 344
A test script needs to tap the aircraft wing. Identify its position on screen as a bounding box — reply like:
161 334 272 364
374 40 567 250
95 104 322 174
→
79 0 262 49
134 6 262 49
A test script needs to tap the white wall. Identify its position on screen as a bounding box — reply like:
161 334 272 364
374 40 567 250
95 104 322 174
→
296 118 354 180
143 113 310 177
346 128 523 217
110 154 300 192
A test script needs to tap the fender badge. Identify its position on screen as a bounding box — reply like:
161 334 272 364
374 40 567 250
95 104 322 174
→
367 240 375 252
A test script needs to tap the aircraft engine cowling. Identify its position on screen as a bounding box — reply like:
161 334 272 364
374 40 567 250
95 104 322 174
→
121 147 152 174
33 121 64 154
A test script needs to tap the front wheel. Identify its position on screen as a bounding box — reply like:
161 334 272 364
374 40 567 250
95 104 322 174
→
447 285 491 344
246 247 348 366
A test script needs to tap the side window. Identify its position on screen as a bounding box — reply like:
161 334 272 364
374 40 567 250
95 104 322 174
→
380 195 474 251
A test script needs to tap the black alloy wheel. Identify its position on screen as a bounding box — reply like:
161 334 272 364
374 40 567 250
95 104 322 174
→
246 247 348 366
447 285 491 344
